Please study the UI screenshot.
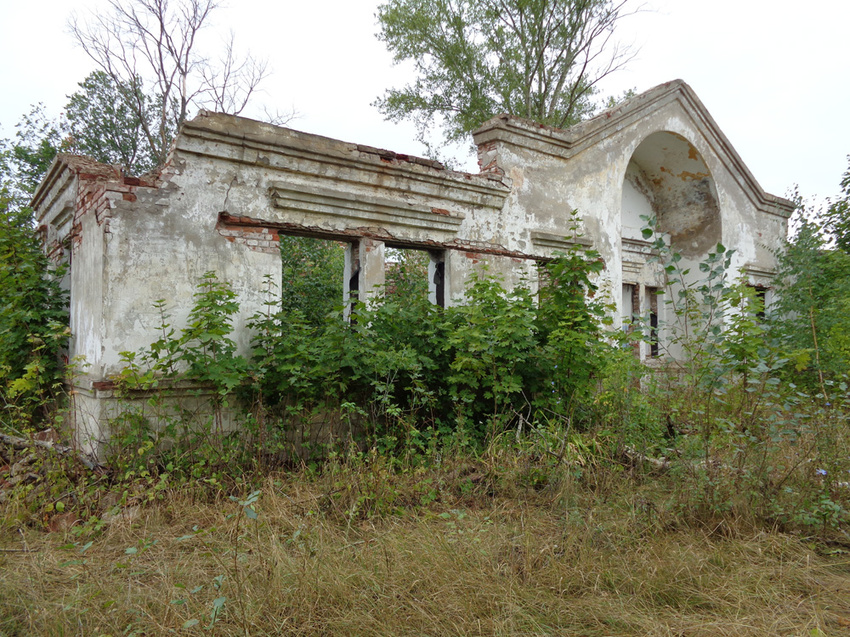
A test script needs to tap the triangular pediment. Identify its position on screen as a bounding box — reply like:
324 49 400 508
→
473 79 794 218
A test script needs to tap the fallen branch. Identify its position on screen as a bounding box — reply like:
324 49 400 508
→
0 433 103 472
623 446 671 471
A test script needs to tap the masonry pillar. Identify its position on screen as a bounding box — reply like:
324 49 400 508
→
443 249 469 307
344 239 386 314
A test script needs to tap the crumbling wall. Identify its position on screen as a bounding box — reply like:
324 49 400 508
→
31 80 793 455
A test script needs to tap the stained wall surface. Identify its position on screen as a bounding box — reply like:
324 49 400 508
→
32 79 793 454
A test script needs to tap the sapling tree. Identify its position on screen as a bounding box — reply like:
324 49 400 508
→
823 156 850 254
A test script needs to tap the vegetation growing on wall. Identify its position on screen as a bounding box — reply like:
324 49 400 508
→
61 218 845 536
3 203 850 534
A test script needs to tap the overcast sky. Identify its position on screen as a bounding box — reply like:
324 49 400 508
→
1 0 848 205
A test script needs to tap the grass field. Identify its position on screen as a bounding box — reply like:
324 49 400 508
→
2 454 850 636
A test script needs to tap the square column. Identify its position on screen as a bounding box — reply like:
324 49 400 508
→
344 239 386 316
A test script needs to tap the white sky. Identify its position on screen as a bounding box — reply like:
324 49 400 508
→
1 0 848 204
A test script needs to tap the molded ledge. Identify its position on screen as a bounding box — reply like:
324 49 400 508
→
269 182 465 235
530 231 594 251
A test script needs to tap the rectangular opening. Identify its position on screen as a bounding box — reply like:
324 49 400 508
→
278 234 347 325
750 285 768 321
384 246 432 303
622 282 639 357
429 251 446 308
622 283 637 326
344 241 360 320
647 286 660 358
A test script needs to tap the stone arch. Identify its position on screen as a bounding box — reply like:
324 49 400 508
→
618 131 722 360
621 131 721 258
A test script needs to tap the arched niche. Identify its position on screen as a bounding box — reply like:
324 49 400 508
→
621 131 721 258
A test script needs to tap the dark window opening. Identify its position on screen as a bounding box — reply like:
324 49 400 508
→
648 286 660 358
429 252 446 307
622 283 640 357
344 240 361 321
752 286 768 321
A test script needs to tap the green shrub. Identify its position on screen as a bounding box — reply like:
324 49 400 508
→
0 199 68 432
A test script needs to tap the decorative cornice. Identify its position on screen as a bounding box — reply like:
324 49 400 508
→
178 112 511 213
742 264 777 281
269 182 465 235
530 231 593 251
621 237 656 254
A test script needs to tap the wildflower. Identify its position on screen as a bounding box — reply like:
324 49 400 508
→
815 468 827 476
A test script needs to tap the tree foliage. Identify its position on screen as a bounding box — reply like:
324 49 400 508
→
375 0 637 151
279 236 346 327
70 0 276 168
0 194 69 431
766 163 850 394
65 71 166 176
384 248 430 299
822 156 850 254
771 214 850 391
1 72 167 197
1 105 66 203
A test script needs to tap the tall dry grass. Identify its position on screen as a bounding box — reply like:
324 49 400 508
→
2 462 849 637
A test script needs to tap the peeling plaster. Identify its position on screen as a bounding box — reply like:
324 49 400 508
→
31 79 793 456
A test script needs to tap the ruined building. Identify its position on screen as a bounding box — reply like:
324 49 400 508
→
32 80 793 454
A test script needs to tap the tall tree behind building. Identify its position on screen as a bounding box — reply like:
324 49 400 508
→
375 0 638 155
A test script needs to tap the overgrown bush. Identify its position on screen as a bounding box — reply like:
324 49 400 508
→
770 215 850 393
0 199 69 432
105 238 615 479
639 217 850 533
5 199 845 537
110 272 248 482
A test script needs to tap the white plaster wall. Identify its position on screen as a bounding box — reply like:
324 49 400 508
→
71 211 105 376
480 99 789 327
621 172 654 242
92 165 283 378
42 87 792 396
